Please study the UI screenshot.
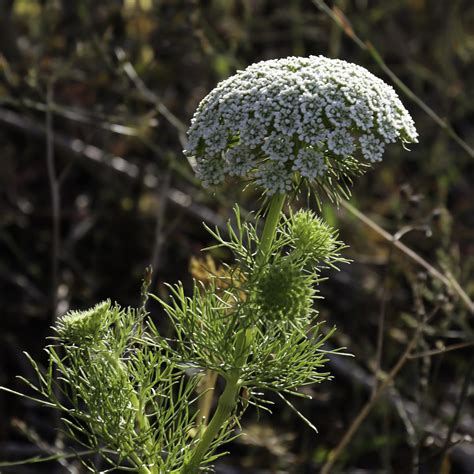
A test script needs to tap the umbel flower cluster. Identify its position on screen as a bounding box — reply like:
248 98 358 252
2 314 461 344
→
185 56 418 194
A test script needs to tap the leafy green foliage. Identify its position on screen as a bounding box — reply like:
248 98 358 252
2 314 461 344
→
2 205 347 472
2 305 203 473
151 206 345 397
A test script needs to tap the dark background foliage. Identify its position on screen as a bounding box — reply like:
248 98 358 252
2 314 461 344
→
0 0 473 473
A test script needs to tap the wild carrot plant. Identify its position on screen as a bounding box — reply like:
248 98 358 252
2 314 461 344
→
1 56 417 473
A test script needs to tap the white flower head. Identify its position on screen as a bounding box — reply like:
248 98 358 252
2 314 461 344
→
185 56 418 195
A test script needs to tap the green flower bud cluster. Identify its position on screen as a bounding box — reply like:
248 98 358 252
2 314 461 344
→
252 209 344 324
254 257 316 323
56 300 118 344
286 209 345 267
157 206 344 375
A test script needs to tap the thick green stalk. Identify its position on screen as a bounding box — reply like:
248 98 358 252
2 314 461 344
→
182 194 286 473
182 329 249 473
258 193 286 262
182 370 240 473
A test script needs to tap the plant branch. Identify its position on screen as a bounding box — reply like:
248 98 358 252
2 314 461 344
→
372 245 393 397
437 354 474 468
102 351 157 473
183 193 285 472
408 341 474 359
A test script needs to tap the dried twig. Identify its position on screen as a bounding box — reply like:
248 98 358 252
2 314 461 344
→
0 108 225 231
115 48 188 140
321 320 425 474
148 167 172 295
408 341 474 359
0 96 142 137
437 355 474 469
340 199 474 313
45 83 60 321
196 370 218 431
372 245 393 397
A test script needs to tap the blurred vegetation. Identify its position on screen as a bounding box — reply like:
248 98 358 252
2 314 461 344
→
0 0 473 473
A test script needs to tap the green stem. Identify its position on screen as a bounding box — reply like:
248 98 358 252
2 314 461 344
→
136 459 153 474
103 351 158 473
182 329 250 473
182 370 239 473
182 195 286 473
257 193 286 262
130 392 158 473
